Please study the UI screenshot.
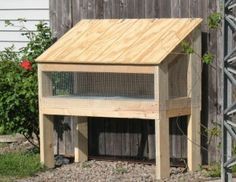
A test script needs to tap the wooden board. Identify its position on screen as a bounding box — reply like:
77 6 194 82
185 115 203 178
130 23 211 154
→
39 63 155 73
187 29 202 171
36 18 202 64
40 97 159 119
74 117 88 162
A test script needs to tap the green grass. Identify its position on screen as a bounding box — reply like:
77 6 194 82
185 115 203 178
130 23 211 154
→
0 151 44 179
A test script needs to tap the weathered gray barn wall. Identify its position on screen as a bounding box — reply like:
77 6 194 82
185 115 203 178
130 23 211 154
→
49 0 223 164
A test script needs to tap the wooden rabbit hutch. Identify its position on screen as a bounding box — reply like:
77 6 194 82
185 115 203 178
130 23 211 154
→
36 18 202 179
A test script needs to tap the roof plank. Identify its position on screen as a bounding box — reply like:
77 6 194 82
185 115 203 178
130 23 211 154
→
36 18 202 65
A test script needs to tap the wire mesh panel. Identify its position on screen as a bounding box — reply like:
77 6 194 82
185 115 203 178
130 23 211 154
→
47 72 154 99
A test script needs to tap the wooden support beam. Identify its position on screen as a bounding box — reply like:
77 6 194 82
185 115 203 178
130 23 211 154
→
41 97 158 119
74 117 88 162
155 63 170 179
39 63 155 74
39 114 54 168
38 65 54 168
187 28 202 171
167 97 191 118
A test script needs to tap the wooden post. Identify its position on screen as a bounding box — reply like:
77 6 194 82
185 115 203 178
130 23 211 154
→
39 114 54 168
38 64 54 168
187 28 202 171
74 117 88 162
155 63 170 179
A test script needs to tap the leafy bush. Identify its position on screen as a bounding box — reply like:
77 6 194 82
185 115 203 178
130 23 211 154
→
0 21 53 146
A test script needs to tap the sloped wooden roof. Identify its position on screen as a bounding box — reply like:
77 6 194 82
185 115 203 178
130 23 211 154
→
36 18 202 64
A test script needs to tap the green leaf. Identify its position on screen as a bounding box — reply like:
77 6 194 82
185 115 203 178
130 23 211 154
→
202 52 214 64
208 12 222 29
180 40 194 55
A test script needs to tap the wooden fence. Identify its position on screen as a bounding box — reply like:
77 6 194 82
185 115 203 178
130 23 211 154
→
49 0 223 164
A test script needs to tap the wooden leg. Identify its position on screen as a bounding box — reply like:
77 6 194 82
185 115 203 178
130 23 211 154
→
74 117 88 162
187 108 201 171
155 114 170 179
39 114 54 168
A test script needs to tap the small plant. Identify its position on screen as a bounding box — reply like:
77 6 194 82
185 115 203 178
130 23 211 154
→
202 52 214 64
202 163 221 178
180 40 214 65
181 40 194 54
208 12 222 29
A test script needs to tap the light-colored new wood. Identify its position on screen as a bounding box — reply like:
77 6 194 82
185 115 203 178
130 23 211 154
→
40 96 191 120
38 65 54 168
187 28 202 171
39 114 54 168
40 97 158 119
74 117 88 162
39 63 155 73
155 63 170 179
167 97 191 118
36 18 202 64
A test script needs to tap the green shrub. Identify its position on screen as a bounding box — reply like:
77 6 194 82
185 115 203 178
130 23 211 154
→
0 21 53 146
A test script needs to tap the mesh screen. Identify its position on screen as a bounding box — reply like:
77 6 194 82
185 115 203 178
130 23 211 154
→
47 72 154 99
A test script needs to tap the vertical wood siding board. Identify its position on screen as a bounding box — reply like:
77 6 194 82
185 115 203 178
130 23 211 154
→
66 117 73 155
98 118 105 155
95 0 104 19
180 0 190 18
158 0 171 18
127 119 131 157
120 0 128 18
82 0 88 19
70 117 74 155
72 0 81 24
171 0 180 18
57 0 63 37
170 119 175 158
88 119 93 155
104 0 112 19
207 0 219 163
105 120 110 156
127 0 135 18
87 0 95 19
130 120 135 157
134 0 145 18
216 0 224 164
144 0 154 18
55 0 60 38
114 119 122 157
189 0 198 18
49 0 57 37
153 0 160 18
111 0 119 18
148 121 155 159
200 0 209 32
72 117 77 156
143 121 149 158
63 0 72 32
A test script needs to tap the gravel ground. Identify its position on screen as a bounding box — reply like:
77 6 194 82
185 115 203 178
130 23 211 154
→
0 141 220 182
18 160 217 182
